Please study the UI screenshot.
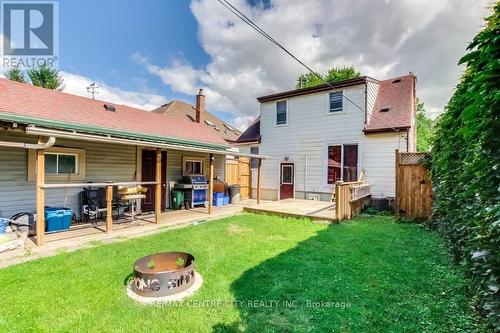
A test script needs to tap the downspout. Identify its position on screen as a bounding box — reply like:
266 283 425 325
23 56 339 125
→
0 136 56 149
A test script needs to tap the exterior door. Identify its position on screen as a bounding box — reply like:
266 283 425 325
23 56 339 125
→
141 150 167 212
239 157 251 199
280 163 294 200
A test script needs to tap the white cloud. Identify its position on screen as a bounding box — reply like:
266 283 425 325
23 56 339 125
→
135 0 490 120
60 71 168 110
230 115 255 132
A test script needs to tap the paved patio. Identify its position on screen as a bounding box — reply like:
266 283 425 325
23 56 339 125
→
0 200 258 268
243 198 336 223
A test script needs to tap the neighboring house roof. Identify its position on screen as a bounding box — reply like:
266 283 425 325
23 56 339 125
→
0 78 228 149
235 117 260 144
152 100 241 143
254 74 415 134
364 74 416 133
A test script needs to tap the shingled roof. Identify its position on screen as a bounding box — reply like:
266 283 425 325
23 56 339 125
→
152 100 241 144
235 117 260 144
0 78 229 149
364 74 416 133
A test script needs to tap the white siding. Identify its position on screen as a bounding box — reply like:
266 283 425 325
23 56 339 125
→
259 84 406 200
366 81 379 123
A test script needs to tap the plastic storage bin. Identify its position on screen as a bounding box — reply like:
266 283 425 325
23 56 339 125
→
171 190 185 210
213 192 224 206
0 217 8 234
223 195 230 206
45 207 72 232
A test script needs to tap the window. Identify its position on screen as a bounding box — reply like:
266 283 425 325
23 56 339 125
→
276 100 287 125
183 157 205 176
45 153 78 174
327 144 358 184
329 91 343 112
28 147 86 181
281 165 293 184
250 147 259 168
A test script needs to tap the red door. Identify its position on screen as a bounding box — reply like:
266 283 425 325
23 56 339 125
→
141 150 167 212
280 163 294 200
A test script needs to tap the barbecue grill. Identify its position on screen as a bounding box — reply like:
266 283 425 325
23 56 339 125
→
174 176 208 208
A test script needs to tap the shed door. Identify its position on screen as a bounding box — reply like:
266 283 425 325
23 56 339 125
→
141 150 167 212
280 163 294 200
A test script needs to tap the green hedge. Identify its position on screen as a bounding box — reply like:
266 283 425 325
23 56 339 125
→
430 4 499 329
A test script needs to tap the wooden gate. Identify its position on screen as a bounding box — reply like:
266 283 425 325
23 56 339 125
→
225 157 251 199
395 150 432 219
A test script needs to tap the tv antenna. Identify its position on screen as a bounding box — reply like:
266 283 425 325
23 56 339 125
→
86 82 99 99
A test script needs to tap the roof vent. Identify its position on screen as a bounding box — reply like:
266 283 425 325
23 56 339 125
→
104 104 116 112
380 107 390 112
392 79 401 84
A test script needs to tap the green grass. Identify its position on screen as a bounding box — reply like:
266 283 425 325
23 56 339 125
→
0 214 486 332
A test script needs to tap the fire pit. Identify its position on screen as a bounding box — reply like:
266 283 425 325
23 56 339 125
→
126 251 203 303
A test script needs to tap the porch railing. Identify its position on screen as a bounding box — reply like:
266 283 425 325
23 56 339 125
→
335 180 372 221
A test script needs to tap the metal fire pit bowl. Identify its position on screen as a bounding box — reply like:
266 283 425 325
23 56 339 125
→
130 252 196 298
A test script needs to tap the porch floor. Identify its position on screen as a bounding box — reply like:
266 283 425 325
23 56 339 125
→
0 200 258 268
243 198 336 223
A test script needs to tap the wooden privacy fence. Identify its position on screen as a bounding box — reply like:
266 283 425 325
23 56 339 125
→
335 179 372 221
395 150 433 219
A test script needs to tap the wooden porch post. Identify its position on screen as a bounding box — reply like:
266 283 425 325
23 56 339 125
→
35 149 45 246
155 148 161 224
257 158 262 204
208 154 214 214
105 185 113 233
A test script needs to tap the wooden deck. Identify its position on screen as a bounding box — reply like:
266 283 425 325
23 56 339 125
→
243 198 336 223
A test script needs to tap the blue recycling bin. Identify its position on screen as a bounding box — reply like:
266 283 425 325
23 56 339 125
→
0 217 8 234
45 207 72 232
213 192 224 206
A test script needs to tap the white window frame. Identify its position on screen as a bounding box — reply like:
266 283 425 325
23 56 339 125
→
45 152 79 174
329 91 343 113
275 100 288 126
324 143 360 185
28 147 86 181
182 157 205 176
281 164 294 185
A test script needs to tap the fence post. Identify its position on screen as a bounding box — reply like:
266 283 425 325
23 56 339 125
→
395 149 399 219
335 181 341 221
106 185 113 233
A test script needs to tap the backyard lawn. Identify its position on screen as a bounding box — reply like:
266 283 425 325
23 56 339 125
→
0 214 486 332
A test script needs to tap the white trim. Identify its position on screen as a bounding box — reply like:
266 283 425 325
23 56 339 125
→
278 162 295 200
324 90 346 115
275 99 288 126
323 142 361 188
281 164 293 184
45 152 79 174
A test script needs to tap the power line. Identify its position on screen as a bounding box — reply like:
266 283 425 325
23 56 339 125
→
217 0 366 113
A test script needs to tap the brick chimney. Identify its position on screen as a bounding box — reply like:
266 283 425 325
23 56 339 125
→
195 88 205 124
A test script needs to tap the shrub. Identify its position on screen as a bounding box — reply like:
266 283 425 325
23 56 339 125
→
430 4 499 329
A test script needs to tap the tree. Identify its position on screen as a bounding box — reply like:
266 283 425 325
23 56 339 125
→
296 66 360 88
415 100 434 151
27 65 64 91
4 67 26 83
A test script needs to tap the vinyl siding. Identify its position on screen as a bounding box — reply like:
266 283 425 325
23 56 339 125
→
0 131 136 218
366 81 379 124
0 131 225 217
259 84 406 200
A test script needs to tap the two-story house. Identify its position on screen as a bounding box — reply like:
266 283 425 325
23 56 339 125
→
235 73 417 205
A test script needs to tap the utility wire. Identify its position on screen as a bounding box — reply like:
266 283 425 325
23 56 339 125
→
217 0 366 113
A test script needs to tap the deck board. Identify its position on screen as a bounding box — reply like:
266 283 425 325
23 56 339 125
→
243 199 336 222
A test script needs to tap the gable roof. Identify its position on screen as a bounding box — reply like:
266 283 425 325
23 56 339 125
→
152 100 241 143
235 117 260 144
364 74 416 133
0 78 228 149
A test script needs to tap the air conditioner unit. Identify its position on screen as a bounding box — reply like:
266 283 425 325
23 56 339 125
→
306 193 321 201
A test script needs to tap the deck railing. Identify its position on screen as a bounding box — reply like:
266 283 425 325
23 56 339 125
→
335 180 372 221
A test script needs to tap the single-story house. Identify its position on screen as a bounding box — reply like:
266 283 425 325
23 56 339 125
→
0 78 265 246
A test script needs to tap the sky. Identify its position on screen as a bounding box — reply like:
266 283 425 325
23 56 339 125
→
2 0 494 130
